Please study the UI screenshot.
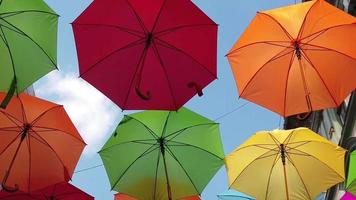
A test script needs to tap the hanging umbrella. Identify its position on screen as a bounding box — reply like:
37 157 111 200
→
115 193 200 200
217 189 254 200
341 192 356 200
346 150 356 195
99 108 224 200
225 128 346 200
0 93 85 192
0 182 94 200
72 0 218 111
0 0 58 108
226 0 356 117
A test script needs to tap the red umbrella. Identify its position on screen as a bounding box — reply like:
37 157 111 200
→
0 182 94 200
72 0 217 110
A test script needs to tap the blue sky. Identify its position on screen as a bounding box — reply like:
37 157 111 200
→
35 0 297 199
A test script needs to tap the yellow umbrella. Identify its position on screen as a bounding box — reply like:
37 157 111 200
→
225 128 345 200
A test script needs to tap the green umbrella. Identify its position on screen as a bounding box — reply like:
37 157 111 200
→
346 150 356 195
0 0 58 107
99 108 224 200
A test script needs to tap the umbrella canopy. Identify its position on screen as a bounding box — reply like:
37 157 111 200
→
217 189 254 200
341 192 356 200
99 108 224 200
0 182 94 200
0 93 85 192
226 0 356 117
0 0 58 108
346 150 356 195
225 128 346 200
115 193 200 200
72 0 218 111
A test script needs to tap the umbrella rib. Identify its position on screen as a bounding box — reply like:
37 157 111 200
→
167 141 223 160
18 97 28 124
98 139 157 153
286 141 311 150
155 24 216 37
111 144 159 190
0 10 59 18
285 154 312 200
0 17 57 68
300 23 352 44
126 116 159 139
0 25 18 94
164 123 218 141
29 105 63 125
121 43 149 109
289 148 345 180
161 112 172 138
300 51 339 107
282 50 296 116
155 38 217 78
165 146 201 195
264 153 281 200
30 126 85 144
0 132 21 157
125 0 149 34
229 148 281 188
296 0 319 40
79 38 146 78
226 41 292 56
30 130 71 179
153 149 161 200
72 23 144 38
301 43 356 61
151 0 168 32
258 12 293 40
0 110 22 128
238 47 295 98
151 42 179 110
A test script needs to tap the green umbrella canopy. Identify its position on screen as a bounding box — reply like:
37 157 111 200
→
99 108 225 200
0 0 58 107
347 150 356 195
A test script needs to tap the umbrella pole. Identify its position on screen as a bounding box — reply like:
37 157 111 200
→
160 139 172 200
280 144 290 200
1 125 29 192
295 44 312 120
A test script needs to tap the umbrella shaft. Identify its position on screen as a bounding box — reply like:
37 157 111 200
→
161 147 172 200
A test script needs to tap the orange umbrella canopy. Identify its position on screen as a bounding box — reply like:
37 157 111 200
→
227 0 356 117
0 93 85 192
114 193 200 200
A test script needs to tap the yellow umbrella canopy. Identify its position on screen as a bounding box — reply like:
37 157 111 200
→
225 128 346 200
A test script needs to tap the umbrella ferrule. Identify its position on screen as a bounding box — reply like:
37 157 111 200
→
145 33 153 49
280 144 286 165
293 40 302 60
21 123 31 141
158 137 165 154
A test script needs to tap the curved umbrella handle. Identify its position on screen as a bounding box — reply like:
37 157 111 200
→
187 82 203 97
1 183 19 192
296 111 311 120
135 86 151 101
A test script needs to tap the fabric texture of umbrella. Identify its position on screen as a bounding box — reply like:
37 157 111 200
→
115 193 200 200
72 0 218 111
99 108 224 200
225 128 346 200
341 192 356 200
0 0 58 108
226 0 356 117
346 150 356 195
0 182 94 200
0 93 85 192
217 189 254 200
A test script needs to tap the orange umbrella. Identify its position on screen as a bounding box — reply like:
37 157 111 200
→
0 93 86 192
114 193 200 200
227 0 356 117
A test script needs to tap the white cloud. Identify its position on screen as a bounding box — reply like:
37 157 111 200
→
35 70 123 156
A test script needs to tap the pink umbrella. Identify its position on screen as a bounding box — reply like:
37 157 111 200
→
341 192 356 200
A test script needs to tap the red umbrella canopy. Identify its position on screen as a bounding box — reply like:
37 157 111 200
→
0 182 94 200
72 0 218 111
0 93 85 192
